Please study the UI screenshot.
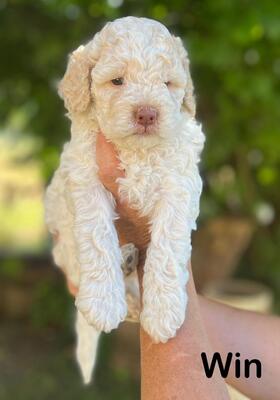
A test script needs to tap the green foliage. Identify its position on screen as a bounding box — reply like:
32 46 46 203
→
31 278 73 329
0 321 139 400
0 1 279 294
0 257 24 280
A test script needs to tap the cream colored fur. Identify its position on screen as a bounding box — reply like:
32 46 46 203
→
45 16 205 382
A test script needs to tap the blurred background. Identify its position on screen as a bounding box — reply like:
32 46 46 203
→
0 0 279 399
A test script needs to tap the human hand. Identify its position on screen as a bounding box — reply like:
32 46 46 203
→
96 133 149 230
96 133 150 252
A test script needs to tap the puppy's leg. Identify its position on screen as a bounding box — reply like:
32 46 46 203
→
45 165 80 287
72 182 127 332
61 133 126 333
140 196 192 343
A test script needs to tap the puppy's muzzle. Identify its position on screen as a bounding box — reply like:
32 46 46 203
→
134 106 158 132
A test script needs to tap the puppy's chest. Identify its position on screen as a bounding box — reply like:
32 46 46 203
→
117 147 191 213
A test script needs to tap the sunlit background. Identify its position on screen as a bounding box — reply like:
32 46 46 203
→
0 0 279 399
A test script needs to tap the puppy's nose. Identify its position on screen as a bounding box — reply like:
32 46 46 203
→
135 106 158 127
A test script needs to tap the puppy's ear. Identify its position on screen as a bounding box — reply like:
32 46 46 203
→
58 38 101 113
173 37 196 118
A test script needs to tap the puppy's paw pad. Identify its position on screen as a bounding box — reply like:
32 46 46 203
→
121 243 139 277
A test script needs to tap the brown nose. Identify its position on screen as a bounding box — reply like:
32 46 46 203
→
135 106 158 127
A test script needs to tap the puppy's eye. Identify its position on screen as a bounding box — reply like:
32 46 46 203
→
165 81 171 86
111 77 124 86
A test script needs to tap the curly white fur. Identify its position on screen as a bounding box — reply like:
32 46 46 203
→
45 16 205 381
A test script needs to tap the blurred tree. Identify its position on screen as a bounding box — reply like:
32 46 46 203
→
0 0 280 302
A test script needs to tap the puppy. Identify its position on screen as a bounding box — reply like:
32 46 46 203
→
45 16 205 382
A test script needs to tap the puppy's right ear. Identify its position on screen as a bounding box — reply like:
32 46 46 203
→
58 38 100 113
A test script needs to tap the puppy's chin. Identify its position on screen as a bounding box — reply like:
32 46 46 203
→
101 117 181 149
115 132 163 150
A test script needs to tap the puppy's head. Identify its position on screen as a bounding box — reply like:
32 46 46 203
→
59 17 195 148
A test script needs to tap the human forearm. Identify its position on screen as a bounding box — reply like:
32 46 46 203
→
140 267 230 400
199 296 280 400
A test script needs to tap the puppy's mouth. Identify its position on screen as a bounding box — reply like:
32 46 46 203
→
134 124 158 136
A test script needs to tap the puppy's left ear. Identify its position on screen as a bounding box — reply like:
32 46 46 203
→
173 37 196 118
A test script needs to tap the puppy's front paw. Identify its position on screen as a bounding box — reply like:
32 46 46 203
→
140 290 187 343
76 283 127 333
